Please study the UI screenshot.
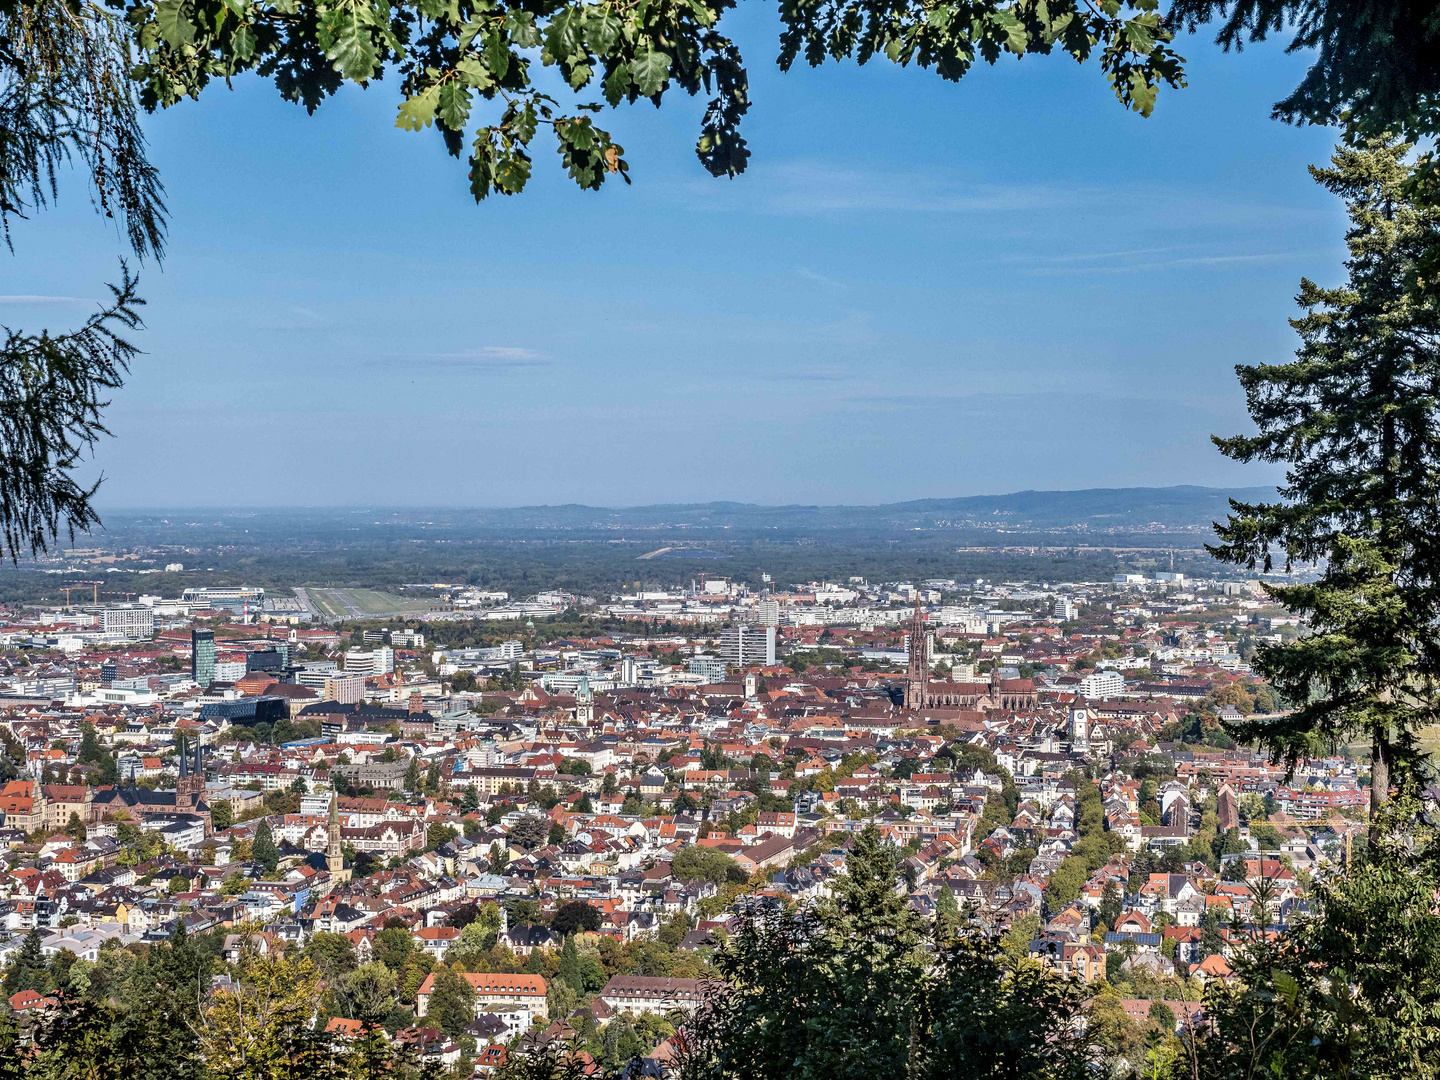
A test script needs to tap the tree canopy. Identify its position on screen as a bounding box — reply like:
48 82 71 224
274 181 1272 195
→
1210 134 1440 815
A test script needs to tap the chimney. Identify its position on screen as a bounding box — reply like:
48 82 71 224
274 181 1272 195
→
408 692 423 714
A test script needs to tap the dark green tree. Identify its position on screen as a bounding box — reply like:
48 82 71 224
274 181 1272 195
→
552 901 601 936
252 820 279 873
1098 880 1122 930
1200 910 1226 960
1210 134 1440 821
1195 796 1440 1078
1 928 46 995
425 965 475 1039
211 799 233 831
677 824 1090 1080
508 814 548 850
557 934 583 994
1172 1 1440 150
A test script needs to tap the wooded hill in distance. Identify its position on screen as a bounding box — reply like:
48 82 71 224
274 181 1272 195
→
89 486 1276 544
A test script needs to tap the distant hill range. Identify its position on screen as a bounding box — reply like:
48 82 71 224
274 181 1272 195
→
99 485 1277 540
439 485 1274 533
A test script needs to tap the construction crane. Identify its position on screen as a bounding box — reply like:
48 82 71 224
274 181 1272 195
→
61 581 102 609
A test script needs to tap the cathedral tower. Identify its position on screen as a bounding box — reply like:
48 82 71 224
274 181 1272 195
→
904 592 929 710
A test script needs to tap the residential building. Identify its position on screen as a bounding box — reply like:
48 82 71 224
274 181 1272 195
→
719 625 776 668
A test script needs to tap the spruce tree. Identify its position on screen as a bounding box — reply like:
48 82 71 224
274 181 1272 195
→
1098 881 1122 930
2 929 45 995
253 820 280 873
558 934 583 994
1210 134 1440 820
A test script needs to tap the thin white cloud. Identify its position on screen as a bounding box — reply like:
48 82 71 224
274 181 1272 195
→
401 347 553 371
257 305 331 332
1028 250 1317 275
676 161 1069 216
795 267 847 290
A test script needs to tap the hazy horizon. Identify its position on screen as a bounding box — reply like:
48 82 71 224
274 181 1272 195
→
88 481 1276 514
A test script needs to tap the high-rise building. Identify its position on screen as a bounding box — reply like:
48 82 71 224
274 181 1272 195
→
323 674 367 704
719 625 776 668
213 659 247 683
1053 597 1079 621
191 629 216 687
756 599 781 627
246 645 288 672
100 604 155 640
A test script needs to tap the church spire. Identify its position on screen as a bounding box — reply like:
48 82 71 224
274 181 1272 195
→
904 590 929 711
327 791 350 881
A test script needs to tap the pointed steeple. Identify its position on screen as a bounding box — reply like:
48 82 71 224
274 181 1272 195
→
327 791 349 881
178 736 188 778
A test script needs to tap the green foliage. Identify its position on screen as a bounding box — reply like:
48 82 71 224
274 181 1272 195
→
676 825 1092 1080
426 964 476 1038
211 799 233 831
1098 879 1122 929
552 900 602 936
508 813 548 850
108 0 1193 212
374 925 415 970
1196 796 1440 1078
0 266 145 561
1171 1 1440 151
427 822 458 849
252 819 279 872
1210 134 1440 814
2 929 47 996
670 844 747 885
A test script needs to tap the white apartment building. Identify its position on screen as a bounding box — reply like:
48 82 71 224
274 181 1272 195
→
719 625 776 668
344 646 394 677
100 604 155 640
755 598 781 627
1078 670 1126 698
214 660 247 682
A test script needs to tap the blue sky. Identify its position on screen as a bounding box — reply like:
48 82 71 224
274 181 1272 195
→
4 10 1340 508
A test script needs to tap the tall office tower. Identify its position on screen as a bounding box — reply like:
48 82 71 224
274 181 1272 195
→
192 629 217 687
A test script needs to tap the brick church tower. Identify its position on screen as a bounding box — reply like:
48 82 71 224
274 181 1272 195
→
904 593 929 710
176 736 205 811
